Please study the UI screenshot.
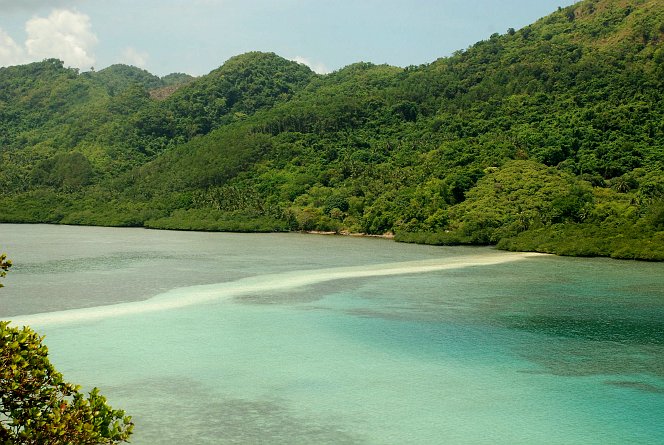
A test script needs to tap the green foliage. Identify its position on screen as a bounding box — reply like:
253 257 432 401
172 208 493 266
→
497 224 664 260
92 64 164 95
0 253 10 288
145 208 288 232
163 52 315 137
0 260 132 443
1 0 664 260
31 152 94 191
160 72 194 87
0 321 133 444
445 160 594 243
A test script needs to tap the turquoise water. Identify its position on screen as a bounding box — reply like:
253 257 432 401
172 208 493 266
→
1 224 663 444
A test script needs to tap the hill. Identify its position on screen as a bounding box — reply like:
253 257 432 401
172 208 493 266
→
1 0 663 260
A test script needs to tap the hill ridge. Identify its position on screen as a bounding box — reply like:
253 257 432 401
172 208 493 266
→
0 0 663 259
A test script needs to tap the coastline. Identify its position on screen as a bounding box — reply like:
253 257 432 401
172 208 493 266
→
2 221 662 261
305 230 395 239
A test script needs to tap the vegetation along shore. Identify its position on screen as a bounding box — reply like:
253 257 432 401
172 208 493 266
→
1 0 663 260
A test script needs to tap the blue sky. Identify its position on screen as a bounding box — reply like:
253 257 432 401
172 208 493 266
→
0 0 577 76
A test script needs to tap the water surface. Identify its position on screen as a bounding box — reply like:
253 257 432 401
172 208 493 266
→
1 224 662 444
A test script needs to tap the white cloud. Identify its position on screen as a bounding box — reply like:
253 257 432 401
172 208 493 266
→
0 9 98 70
25 9 98 69
120 47 149 68
0 28 28 67
289 56 330 75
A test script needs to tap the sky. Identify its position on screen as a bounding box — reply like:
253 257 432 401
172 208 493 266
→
0 0 578 77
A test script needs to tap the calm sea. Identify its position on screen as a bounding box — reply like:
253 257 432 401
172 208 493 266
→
1 224 663 444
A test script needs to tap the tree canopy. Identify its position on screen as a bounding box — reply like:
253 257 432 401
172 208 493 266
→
0 0 663 259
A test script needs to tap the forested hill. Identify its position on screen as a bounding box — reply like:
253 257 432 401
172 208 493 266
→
1 0 663 260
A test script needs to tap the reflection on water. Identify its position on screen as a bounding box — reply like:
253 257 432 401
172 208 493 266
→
1 224 663 444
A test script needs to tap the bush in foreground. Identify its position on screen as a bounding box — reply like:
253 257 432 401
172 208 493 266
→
0 255 133 444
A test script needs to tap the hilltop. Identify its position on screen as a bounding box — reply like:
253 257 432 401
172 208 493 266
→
1 0 663 259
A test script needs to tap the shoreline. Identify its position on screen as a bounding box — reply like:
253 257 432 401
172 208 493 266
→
2 221 661 261
305 230 395 239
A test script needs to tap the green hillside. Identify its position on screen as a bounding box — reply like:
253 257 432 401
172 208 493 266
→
1 0 663 259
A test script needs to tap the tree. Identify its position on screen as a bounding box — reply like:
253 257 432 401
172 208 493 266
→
0 255 133 444
0 254 10 288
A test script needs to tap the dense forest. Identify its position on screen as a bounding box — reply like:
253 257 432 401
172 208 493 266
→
1 0 663 260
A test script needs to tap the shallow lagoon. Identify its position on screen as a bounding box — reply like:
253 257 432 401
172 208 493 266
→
1 224 663 444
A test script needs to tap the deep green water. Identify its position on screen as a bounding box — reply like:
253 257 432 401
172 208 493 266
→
1 224 663 444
